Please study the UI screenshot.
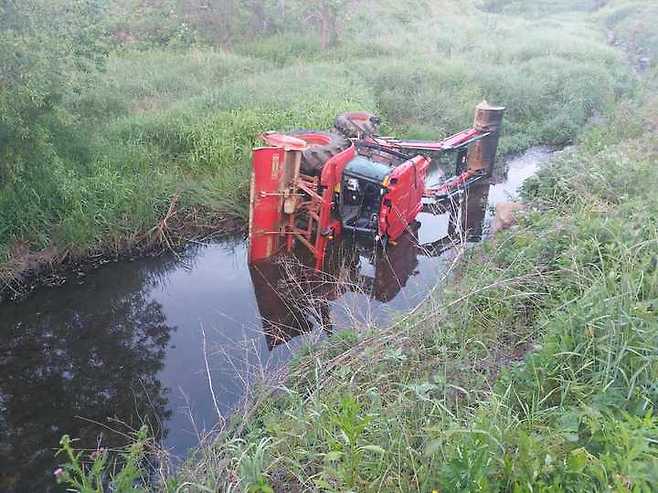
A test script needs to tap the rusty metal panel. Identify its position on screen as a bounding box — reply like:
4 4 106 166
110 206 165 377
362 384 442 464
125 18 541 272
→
467 101 505 176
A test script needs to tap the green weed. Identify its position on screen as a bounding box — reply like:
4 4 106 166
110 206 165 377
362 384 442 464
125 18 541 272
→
55 425 151 493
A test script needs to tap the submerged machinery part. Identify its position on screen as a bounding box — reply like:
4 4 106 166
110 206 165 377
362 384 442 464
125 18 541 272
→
466 101 505 177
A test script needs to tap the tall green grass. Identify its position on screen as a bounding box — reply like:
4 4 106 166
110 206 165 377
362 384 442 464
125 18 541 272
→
599 1 658 63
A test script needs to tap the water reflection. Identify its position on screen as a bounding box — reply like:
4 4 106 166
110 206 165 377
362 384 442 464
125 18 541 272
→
0 259 176 492
250 261 333 351
248 180 493 348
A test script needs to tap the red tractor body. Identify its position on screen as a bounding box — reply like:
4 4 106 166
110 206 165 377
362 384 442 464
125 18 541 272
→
248 102 504 270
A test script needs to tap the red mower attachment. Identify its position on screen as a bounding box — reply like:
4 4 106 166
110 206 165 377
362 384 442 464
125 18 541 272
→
249 131 355 269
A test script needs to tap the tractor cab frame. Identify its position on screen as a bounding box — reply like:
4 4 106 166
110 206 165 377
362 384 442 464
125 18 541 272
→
339 156 390 237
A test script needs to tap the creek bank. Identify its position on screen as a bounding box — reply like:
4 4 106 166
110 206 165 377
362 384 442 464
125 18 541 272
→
0 210 244 303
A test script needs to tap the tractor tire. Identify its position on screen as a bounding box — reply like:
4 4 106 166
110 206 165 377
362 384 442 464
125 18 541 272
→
334 112 380 138
290 131 351 176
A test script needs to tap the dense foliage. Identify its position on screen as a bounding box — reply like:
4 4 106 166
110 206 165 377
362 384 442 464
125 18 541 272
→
0 0 105 181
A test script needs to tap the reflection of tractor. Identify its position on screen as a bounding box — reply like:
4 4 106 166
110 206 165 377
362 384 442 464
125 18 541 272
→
250 182 492 351
248 102 504 270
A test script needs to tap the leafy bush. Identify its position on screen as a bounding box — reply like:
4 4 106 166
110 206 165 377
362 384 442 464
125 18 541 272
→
0 0 105 183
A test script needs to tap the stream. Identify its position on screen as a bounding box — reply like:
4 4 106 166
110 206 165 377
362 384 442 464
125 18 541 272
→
0 147 552 492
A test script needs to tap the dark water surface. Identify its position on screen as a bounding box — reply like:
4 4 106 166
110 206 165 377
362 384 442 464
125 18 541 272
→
0 147 551 492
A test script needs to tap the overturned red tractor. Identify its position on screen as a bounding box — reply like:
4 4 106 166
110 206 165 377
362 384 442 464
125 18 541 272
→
248 101 504 270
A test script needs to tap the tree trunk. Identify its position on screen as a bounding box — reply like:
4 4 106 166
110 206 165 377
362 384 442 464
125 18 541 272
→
319 2 337 50
221 0 234 48
246 0 268 34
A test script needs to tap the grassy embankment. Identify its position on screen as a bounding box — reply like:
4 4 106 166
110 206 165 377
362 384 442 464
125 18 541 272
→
166 3 658 492
0 0 630 296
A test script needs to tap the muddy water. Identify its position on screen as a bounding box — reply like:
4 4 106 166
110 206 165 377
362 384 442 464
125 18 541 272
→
0 147 552 492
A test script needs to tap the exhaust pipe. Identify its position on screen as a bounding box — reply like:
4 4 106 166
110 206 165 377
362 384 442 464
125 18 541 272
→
467 101 505 177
